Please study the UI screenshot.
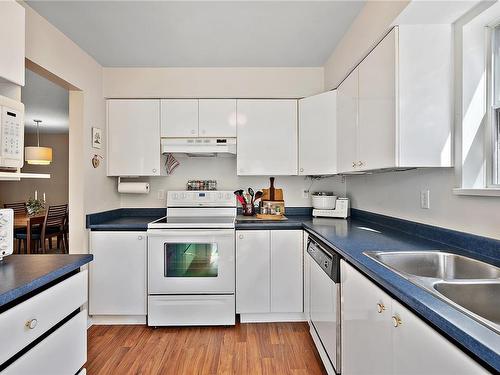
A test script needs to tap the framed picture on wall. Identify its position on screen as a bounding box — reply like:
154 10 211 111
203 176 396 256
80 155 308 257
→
92 127 102 149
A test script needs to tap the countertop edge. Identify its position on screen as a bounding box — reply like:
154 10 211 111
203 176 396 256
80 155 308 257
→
0 254 93 307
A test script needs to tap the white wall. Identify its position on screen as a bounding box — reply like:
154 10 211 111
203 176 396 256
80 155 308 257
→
347 169 500 239
325 1 500 240
120 157 346 208
23 3 120 252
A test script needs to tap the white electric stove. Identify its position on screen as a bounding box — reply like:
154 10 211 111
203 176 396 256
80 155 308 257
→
147 191 236 327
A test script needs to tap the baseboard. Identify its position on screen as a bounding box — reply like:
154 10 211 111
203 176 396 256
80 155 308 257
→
309 324 336 375
239 312 305 323
89 315 147 325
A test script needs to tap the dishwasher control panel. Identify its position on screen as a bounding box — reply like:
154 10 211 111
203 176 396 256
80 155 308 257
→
307 237 340 282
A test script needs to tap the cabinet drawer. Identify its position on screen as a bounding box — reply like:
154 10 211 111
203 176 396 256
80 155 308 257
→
0 270 87 365
2 310 87 375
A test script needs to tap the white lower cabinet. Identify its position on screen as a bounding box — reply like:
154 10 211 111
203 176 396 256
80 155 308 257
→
89 231 147 316
341 260 488 375
236 230 303 321
3 311 87 375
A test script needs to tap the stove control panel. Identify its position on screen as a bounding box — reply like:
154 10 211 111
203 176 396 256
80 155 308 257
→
0 209 14 260
167 191 235 207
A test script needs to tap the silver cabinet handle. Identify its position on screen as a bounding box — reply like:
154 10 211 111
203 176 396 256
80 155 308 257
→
300 168 304 172
392 315 403 327
239 234 244 239
377 303 386 314
138 236 143 240
152 168 157 173
26 319 38 330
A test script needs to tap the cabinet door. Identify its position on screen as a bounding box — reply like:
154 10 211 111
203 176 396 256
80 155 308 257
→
391 300 488 375
336 69 358 173
298 91 337 175
237 100 298 175
357 29 396 171
341 260 393 375
161 99 199 137
107 99 161 176
89 231 147 315
0 1 24 86
199 99 237 137
270 230 303 313
236 230 270 313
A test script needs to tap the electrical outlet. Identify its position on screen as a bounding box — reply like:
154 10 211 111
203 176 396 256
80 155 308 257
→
303 189 309 199
420 190 430 209
157 189 166 200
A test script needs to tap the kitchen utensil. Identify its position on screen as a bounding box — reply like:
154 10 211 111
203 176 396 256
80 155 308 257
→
254 191 263 202
312 192 338 210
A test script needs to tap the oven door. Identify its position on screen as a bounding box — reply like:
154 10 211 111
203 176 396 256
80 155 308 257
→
148 229 235 294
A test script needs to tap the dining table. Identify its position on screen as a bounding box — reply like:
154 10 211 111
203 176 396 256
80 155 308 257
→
13 212 46 254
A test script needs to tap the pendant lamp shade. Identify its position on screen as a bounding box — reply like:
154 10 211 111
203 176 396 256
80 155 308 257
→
25 146 53 165
25 119 52 165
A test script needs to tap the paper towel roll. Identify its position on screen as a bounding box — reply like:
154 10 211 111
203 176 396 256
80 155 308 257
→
118 182 150 194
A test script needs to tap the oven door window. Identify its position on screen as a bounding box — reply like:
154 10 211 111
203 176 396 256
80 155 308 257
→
164 243 218 277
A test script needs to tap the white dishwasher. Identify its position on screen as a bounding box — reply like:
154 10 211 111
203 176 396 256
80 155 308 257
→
307 236 341 374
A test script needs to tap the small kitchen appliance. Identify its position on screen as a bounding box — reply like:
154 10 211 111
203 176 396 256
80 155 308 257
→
147 191 236 326
0 209 14 260
0 95 24 169
312 192 337 210
312 197 350 219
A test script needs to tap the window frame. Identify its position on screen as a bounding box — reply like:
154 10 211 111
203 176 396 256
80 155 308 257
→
488 23 500 187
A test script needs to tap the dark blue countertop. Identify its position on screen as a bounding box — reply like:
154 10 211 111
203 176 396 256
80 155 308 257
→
0 254 93 308
86 206 499 370
87 208 166 231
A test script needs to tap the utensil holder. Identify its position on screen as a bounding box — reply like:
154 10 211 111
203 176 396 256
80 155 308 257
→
242 204 255 216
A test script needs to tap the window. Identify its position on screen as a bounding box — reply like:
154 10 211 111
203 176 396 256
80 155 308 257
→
491 25 500 186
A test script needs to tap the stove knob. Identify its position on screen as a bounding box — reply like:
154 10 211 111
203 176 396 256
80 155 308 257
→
173 193 178 200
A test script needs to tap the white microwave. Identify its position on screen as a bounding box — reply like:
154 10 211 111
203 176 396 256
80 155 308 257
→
0 95 24 168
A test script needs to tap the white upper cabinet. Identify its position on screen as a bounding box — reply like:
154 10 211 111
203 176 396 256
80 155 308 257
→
199 99 237 137
237 99 298 176
107 99 161 176
298 91 337 175
337 69 359 173
336 25 452 173
160 99 199 137
358 29 396 171
0 0 25 86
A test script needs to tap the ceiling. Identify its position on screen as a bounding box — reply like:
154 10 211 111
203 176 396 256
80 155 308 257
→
26 1 365 67
22 69 69 134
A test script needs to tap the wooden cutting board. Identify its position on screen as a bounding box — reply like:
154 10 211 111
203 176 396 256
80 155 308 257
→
262 177 284 201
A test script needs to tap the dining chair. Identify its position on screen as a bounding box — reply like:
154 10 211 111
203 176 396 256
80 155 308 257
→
4 202 28 253
4 202 27 215
15 216 44 254
41 204 68 253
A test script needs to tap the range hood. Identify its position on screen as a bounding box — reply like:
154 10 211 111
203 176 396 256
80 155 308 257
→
161 138 236 157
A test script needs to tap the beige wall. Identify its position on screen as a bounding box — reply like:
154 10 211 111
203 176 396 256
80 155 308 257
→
0 133 68 207
323 1 409 90
103 67 324 99
22 3 120 253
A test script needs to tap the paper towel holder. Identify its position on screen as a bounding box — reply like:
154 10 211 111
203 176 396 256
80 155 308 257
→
117 177 150 194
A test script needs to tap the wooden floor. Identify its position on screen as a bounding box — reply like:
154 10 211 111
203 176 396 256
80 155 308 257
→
86 322 327 375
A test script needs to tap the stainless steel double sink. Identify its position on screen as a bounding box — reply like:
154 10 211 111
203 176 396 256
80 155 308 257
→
364 251 500 333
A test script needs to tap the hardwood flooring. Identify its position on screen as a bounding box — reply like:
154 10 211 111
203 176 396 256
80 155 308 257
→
86 322 327 375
